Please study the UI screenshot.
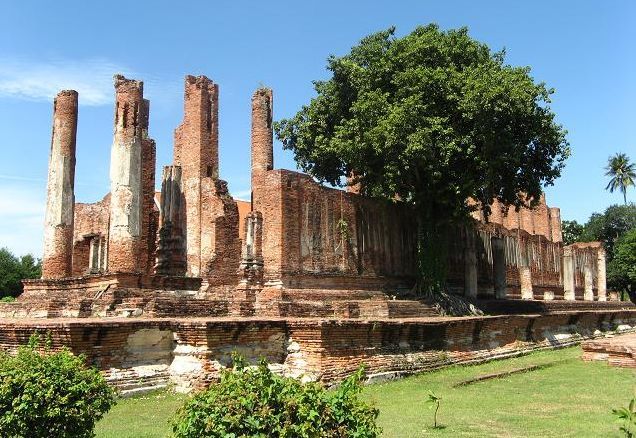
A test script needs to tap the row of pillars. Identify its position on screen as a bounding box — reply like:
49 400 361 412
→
42 76 150 279
463 235 607 301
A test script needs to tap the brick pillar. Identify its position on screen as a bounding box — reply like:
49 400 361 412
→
597 247 607 301
251 88 273 209
139 99 157 275
464 228 478 298
583 265 594 301
491 236 507 299
519 266 533 299
489 200 504 225
42 90 78 279
562 246 575 300
173 75 219 277
107 75 144 273
549 207 562 243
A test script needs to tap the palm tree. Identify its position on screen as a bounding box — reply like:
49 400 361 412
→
605 153 636 204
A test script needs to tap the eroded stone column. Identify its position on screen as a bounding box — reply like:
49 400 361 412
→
563 246 575 300
597 247 607 301
107 75 144 273
155 166 186 276
583 265 594 301
42 90 78 279
491 236 507 299
520 266 533 299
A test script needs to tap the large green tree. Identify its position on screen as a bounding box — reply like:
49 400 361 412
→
562 220 584 246
0 248 41 298
607 229 636 300
275 25 569 292
580 204 636 257
605 153 635 204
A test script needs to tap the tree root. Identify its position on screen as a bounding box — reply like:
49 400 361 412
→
428 290 484 317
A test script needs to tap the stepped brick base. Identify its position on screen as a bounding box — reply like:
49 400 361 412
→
1 310 635 392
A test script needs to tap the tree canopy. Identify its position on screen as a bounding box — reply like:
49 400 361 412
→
607 229 636 299
0 248 41 298
275 25 569 219
275 24 569 292
564 203 636 298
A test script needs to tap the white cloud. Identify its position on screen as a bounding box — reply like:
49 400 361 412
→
0 57 133 106
0 184 45 256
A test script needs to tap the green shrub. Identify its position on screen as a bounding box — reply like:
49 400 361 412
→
0 333 117 438
172 355 380 437
0 296 16 303
613 398 636 437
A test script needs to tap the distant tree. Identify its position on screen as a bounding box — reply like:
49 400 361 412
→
580 204 636 257
607 229 636 301
0 248 41 298
275 24 569 294
605 153 635 204
561 220 584 245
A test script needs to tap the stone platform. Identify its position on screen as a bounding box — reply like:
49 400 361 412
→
2 308 636 394
582 332 636 368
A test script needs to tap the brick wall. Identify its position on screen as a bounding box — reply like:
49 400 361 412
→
2 310 635 390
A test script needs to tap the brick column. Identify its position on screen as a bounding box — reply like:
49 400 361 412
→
549 207 562 243
597 247 607 301
173 75 219 276
42 90 78 279
107 75 144 273
491 236 507 299
251 88 273 209
562 246 575 300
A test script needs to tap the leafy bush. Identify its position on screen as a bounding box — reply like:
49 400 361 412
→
0 296 16 303
0 333 117 438
172 355 380 437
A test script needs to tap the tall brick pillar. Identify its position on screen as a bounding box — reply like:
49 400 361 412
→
107 75 145 273
562 246 575 300
42 90 78 279
549 207 563 243
174 75 219 277
139 99 157 275
597 247 607 301
251 88 273 209
491 236 507 299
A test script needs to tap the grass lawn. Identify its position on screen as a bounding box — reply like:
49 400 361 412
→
95 346 636 437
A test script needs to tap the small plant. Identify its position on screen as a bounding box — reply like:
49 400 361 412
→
427 390 442 428
0 332 117 438
172 353 380 437
613 398 636 437
337 217 350 240
0 296 16 303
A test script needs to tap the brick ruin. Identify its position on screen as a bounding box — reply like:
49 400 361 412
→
1 74 632 393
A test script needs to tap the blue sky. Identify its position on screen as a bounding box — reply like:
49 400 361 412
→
0 1 634 256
